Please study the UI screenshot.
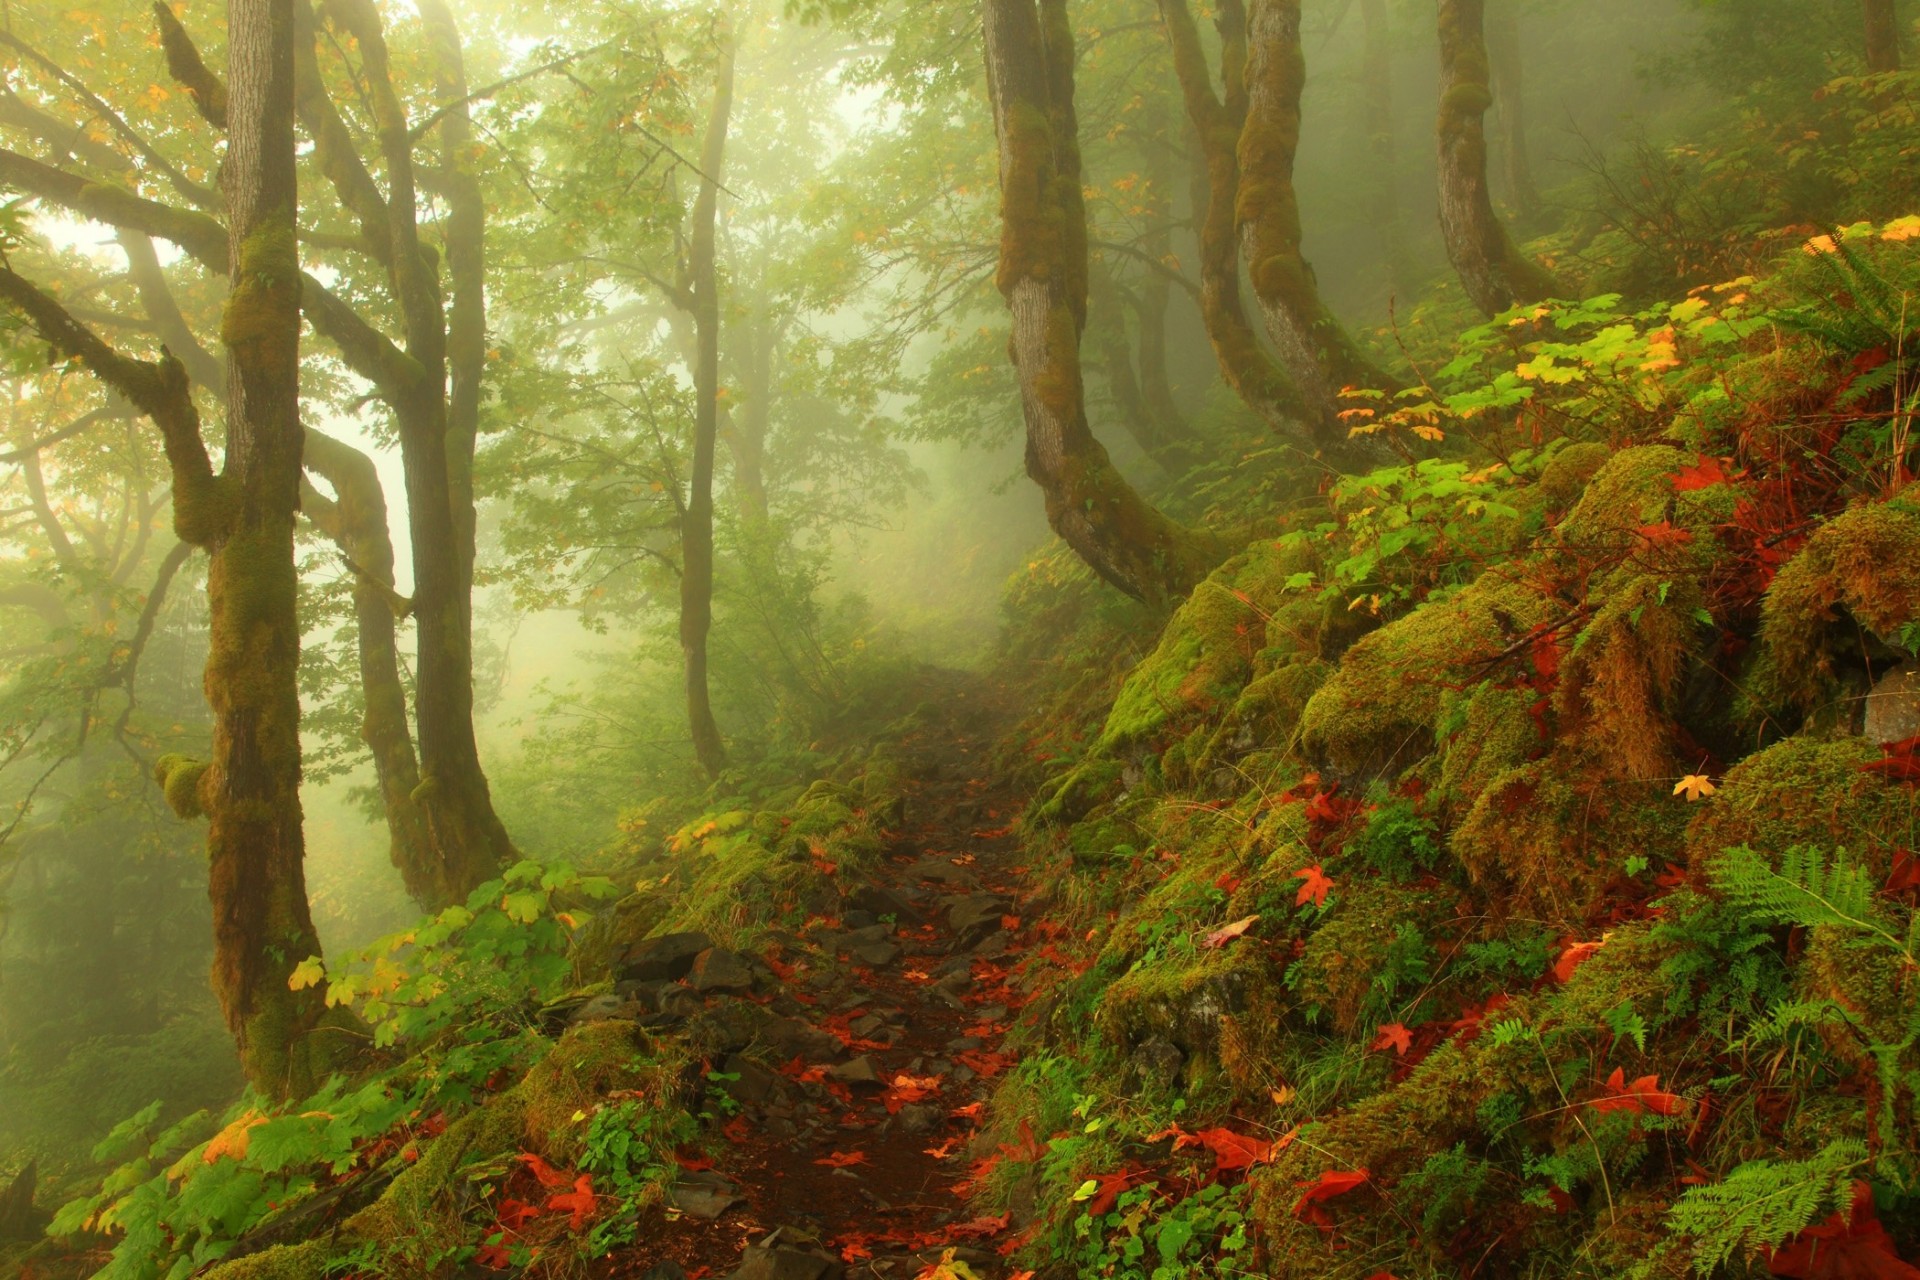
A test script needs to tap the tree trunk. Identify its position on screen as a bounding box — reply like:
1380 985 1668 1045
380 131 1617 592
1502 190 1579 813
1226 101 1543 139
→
722 305 773 525
1864 0 1902 72
1359 0 1416 296
1130 109 1194 458
299 430 438 907
1238 0 1396 438
1485 0 1540 219
683 28 732 781
985 0 1215 603
1159 0 1312 438
1436 0 1559 316
207 0 331 1097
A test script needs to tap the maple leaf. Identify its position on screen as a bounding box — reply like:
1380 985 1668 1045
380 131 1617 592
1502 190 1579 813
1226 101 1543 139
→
202 1110 266 1164
494 1198 540 1231
514 1151 573 1188
475 1240 514 1270
1202 914 1260 949
956 1049 1009 1077
674 1151 716 1172
815 1150 868 1167
545 1174 597 1231
948 1212 1011 1239
1589 1067 1686 1117
1371 1022 1413 1056
1214 870 1244 894
1193 1127 1276 1171
1292 1168 1370 1230
1860 735 1920 785
1294 864 1334 908
1767 1181 1920 1279
1075 1167 1142 1216
1670 455 1729 492
924 1137 962 1159
1887 849 1920 894
1673 774 1717 801
1553 937 1607 984
1635 521 1695 552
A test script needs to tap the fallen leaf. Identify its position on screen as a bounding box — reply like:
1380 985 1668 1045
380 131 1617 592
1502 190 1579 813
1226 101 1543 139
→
1767 1181 1920 1279
1292 1168 1370 1230
1670 455 1729 492
1371 1022 1413 1056
1193 1127 1276 1171
514 1151 574 1189
815 1150 867 1168
1294 864 1334 908
1589 1067 1686 1117
1673 773 1717 802
1552 938 1607 984
1202 914 1260 949
545 1174 597 1231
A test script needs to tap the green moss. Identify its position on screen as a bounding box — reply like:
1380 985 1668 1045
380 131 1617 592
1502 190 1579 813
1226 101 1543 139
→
1532 440 1612 511
1433 681 1538 817
154 753 210 820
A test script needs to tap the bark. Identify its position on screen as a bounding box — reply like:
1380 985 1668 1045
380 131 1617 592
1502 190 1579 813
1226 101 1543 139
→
1158 0 1311 436
683 28 733 781
1127 109 1194 458
322 0 511 887
300 430 436 908
1485 0 1540 219
984 0 1215 603
1238 0 1396 441
0 1160 38 1240
1436 0 1560 316
1359 0 1416 295
1864 0 1902 72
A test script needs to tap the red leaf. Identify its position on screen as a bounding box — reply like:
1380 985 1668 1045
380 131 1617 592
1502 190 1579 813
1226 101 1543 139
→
494 1198 540 1230
1768 1182 1920 1279
1294 865 1334 908
1084 1168 1141 1217
1371 1022 1414 1056
1671 455 1730 492
1193 1127 1277 1171
545 1174 597 1231
1214 871 1244 895
1862 736 1920 785
514 1152 573 1189
815 1150 868 1168
949 1211 1012 1239
1589 1067 1686 1117
1292 1168 1370 1230
674 1151 716 1173
1552 938 1605 984
1634 521 1695 551
1888 850 1920 894
475 1241 514 1270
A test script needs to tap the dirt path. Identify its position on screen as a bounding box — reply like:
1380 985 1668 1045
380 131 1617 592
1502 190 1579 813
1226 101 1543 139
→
606 682 1034 1280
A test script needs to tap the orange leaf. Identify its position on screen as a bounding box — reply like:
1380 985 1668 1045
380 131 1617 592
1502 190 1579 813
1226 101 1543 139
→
1202 914 1260 949
1670 455 1729 492
815 1150 868 1168
514 1152 573 1189
1589 1067 1686 1117
1371 1022 1413 1056
1294 865 1333 908
1292 1168 1370 1230
544 1174 597 1231
1193 1127 1274 1171
1552 937 1606 984
1767 1181 1920 1278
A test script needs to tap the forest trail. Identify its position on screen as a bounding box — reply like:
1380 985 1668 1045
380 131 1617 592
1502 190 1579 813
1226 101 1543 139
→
606 677 1036 1280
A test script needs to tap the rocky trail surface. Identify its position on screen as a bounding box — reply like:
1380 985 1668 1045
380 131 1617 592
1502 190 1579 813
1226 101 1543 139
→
599 690 1043 1280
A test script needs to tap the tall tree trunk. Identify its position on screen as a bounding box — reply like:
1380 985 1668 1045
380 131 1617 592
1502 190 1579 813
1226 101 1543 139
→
1359 0 1416 296
1131 109 1194 456
1436 0 1559 316
683 27 732 781
985 0 1215 603
1485 0 1539 219
1238 0 1396 437
210 0 329 1097
325 0 512 887
1864 0 1903 72
722 305 773 525
299 430 436 907
1159 0 1312 438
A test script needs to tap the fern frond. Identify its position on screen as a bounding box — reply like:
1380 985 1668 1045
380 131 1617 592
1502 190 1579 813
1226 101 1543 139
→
1667 1139 1867 1273
1712 844 1891 935
1741 996 1854 1050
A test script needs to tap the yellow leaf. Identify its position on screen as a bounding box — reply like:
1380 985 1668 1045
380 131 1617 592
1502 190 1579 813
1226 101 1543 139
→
288 955 326 991
1881 215 1920 242
203 1111 266 1164
1672 774 1717 802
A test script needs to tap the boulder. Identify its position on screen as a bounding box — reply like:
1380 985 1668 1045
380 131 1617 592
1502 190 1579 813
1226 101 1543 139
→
690 947 758 995
1863 663 1920 745
616 931 714 983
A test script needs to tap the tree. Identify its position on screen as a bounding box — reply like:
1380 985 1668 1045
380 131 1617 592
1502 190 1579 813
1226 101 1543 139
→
1863 0 1903 72
1436 0 1561 315
0 0 335 1097
1359 0 1417 296
682 21 734 781
1486 0 1541 219
1238 0 1397 432
982 0 1215 603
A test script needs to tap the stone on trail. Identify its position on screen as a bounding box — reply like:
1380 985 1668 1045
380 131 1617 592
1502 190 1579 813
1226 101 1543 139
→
729 1229 844 1280
846 883 920 923
830 1055 884 1087
690 946 758 995
669 1172 742 1221
640 1263 691 1280
616 931 714 983
850 940 901 966
945 893 1012 948
907 858 975 886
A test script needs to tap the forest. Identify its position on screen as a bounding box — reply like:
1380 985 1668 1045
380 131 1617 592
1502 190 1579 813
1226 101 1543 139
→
0 0 1918 1275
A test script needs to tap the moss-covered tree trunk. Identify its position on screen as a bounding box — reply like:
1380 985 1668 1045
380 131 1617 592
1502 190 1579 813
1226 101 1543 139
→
683 28 732 781
985 0 1214 604
1436 0 1559 316
1359 0 1416 296
1158 0 1310 438
1238 0 1395 438
1485 0 1540 220
300 430 435 907
1863 0 1903 72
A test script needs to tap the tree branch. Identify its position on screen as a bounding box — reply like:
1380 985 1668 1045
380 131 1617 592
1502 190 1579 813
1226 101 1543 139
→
152 2 229 128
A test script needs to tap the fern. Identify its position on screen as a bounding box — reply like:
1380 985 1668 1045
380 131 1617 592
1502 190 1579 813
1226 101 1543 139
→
1710 845 1910 960
1667 1139 1868 1273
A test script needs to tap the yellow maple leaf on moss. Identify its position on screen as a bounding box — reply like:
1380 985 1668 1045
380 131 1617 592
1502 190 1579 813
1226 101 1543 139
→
1673 774 1717 802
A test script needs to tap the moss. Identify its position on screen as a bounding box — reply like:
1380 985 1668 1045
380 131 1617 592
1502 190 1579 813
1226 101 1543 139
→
1286 879 1450 1033
1095 937 1281 1083
1433 681 1538 818
154 752 211 820
1532 440 1612 512
1755 491 1920 711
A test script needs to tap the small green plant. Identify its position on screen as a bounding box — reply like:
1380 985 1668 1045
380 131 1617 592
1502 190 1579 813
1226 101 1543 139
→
1070 1181 1249 1279
576 1096 693 1252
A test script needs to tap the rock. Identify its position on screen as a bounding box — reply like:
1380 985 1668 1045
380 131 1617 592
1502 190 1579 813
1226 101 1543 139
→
730 1229 843 1280
616 931 714 983
846 883 921 922
642 1263 691 1280
840 909 878 929
615 977 677 1008
670 1175 742 1221
689 1000 773 1054
850 1013 892 1039
656 985 705 1020
946 893 1012 947
842 923 896 945
971 932 1011 959
1129 1036 1185 1087
895 1103 942 1136
721 1054 780 1106
567 993 639 1026
851 941 901 966
766 1016 845 1062
830 1056 884 1087
691 947 758 995
1863 664 1920 744
908 859 975 886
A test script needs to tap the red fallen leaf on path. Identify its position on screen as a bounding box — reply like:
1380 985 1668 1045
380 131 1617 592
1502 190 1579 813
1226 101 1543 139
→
1203 914 1260 949
1589 1067 1686 1117
673 1151 715 1172
514 1152 573 1189
494 1198 540 1230
815 1150 868 1168
1082 1168 1143 1217
924 1137 962 1159
950 1101 985 1122
545 1174 597 1231
1292 1168 1370 1230
1552 937 1605 984
1671 455 1729 492
1294 865 1334 907
957 1049 1009 1077
885 1073 943 1113
949 1212 1012 1239
475 1240 513 1270
722 1115 751 1143
1194 1127 1278 1171
1767 1181 1920 1279
1372 1022 1414 1056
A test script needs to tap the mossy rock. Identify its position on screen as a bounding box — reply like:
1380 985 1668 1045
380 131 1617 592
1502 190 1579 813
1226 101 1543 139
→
1095 937 1280 1073
1285 880 1451 1034
1683 734 1916 881
1532 439 1613 512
